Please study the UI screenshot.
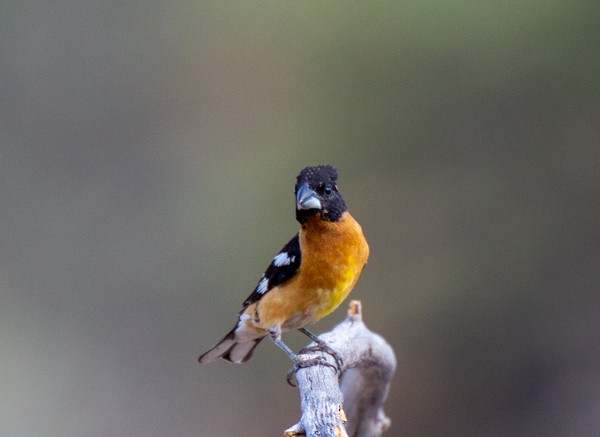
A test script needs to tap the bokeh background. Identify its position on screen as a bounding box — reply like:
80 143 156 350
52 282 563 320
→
2 2 599 436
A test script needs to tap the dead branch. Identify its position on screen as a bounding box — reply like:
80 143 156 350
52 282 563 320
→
284 301 396 437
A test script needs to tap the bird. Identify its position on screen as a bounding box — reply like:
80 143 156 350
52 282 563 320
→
198 165 369 364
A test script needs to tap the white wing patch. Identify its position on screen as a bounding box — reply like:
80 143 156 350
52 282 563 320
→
273 252 296 267
256 276 269 294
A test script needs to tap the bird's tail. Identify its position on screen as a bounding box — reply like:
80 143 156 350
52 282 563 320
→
198 328 264 364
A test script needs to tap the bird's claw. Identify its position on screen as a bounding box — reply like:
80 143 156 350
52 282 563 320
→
302 341 344 374
287 355 334 386
286 349 342 387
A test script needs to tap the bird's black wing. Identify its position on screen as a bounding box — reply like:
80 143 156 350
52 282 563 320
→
242 233 301 307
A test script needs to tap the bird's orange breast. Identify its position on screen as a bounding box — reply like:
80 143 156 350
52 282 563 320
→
250 211 369 332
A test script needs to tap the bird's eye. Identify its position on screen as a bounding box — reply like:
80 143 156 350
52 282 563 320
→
324 184 333 196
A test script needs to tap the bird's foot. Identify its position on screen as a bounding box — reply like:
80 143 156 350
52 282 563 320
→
301 341 344 373
298 328 344 373
286 354 339 387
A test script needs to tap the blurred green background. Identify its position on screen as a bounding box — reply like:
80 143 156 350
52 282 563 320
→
2 1 599 436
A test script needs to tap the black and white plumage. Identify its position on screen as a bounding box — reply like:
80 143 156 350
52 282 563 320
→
197 235 303 363
243 234 301 307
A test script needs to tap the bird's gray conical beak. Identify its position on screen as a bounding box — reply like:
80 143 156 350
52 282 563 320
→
296 183 322 210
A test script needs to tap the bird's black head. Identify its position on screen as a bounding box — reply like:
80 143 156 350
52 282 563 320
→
294 165 347 223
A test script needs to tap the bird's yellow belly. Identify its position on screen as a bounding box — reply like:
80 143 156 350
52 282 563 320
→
312 257 360 319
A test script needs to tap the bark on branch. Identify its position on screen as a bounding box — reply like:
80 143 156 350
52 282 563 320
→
284 300 396 437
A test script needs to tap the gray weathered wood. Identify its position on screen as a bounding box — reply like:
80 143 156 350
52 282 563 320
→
284 301 396 437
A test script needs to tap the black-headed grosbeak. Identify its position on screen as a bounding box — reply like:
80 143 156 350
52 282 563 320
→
198 165 369 364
